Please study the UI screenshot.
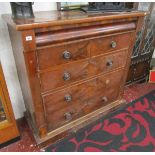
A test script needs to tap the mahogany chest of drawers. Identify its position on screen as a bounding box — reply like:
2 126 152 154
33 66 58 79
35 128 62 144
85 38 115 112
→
3 10 146 146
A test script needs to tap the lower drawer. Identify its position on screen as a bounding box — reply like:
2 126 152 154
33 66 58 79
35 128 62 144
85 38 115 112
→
42 69 124 131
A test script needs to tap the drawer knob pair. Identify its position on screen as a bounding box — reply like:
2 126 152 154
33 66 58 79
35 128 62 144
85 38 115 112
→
64 94 72 102
64 112 72 120
63 72 71 81
63 50 71 60
111 41 117 48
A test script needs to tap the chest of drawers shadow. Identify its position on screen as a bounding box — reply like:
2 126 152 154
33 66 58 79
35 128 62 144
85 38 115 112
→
3 10 146 146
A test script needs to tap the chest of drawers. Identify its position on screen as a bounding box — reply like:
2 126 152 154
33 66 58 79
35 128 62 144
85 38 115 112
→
3 10 146 146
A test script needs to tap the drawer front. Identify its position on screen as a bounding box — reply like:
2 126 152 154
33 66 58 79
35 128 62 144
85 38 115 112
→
39 50 127 92
40 60 89 92
90 33 131 56
43 69 124 131
37 41 89 70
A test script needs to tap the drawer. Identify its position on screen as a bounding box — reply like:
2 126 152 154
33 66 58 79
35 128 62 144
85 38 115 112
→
42 69 124 131
37 40 89 70
90 33 131 56
39 49 127 92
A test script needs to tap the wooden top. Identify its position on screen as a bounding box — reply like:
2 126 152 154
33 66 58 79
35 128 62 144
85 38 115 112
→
2 10 147 31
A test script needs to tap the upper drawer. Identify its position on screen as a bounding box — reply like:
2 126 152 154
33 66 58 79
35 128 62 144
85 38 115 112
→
39 49 127 93
36 40 89 70
90 32 131 56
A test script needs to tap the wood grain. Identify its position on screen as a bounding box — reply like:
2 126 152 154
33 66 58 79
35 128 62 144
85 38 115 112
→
90 32 131 56
2 10 146 145
43 69 124 131
39 49 128 93
35 22 136 46
37 40 90 70
2 10 147 31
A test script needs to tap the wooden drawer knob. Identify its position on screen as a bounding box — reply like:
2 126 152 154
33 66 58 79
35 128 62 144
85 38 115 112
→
64 94 72 102
102 96 108 103
63 50 71 60
111 41 117 48
63 72 71 81
64 112 72 120
106 60 113 67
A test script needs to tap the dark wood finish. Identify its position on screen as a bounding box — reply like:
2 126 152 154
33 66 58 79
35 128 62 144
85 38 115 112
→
3 10 146 146
0 63 20 145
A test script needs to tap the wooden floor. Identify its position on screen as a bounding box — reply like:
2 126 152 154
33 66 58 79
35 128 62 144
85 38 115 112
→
0 83 155 152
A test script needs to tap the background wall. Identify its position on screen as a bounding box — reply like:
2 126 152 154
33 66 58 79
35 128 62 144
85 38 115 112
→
0 2 57 119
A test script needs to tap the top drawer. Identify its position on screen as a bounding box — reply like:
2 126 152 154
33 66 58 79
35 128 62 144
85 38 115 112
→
90 33 131 56
36 40 89 70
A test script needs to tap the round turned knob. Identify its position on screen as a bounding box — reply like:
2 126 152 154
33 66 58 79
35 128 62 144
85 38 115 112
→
106 60 113 67
64 112 72 120
111 41 117 48
105 79 110 85
64 94 72 102
63 72 71 81
102 96 108 103
63 50 71 60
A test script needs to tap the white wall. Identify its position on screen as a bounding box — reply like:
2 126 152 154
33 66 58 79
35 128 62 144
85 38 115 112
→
0 2 57 119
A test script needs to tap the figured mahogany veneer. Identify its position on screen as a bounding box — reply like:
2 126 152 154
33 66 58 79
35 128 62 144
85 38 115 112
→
43 69 123 131
39 49 128 93
35 22 136 46
37 32 131 70
2 10 146 146
37 40 90 70
90 32 131 56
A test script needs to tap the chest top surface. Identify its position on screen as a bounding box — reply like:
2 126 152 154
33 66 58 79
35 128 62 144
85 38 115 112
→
2 10 147 31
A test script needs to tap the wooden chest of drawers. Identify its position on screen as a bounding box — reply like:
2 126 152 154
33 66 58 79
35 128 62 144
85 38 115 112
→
3 10 146 146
